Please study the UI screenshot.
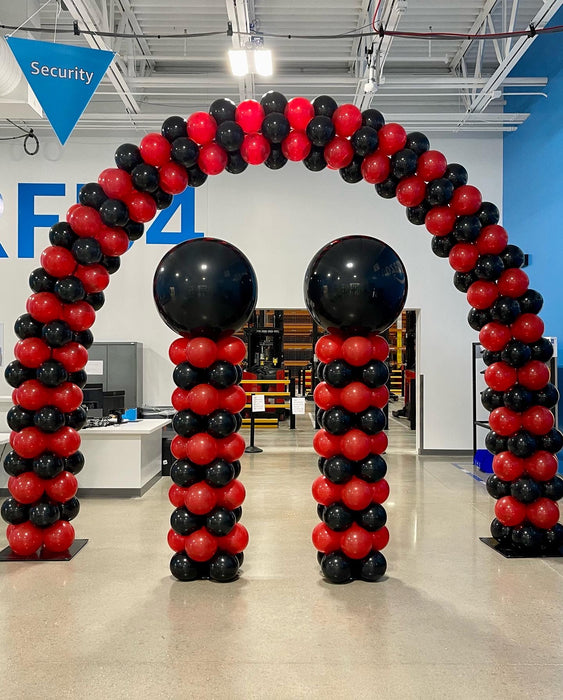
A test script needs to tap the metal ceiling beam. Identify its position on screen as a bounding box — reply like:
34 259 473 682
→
225 0 255 101
63 0 139 113
449 0 499 71
115 0 156 76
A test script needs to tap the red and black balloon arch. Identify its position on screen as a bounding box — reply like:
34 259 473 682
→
2 92 562 572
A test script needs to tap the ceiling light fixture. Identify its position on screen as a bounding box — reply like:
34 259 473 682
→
228 41 273 78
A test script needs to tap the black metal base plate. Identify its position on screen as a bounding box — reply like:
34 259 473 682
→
480 537 563 558
244 446 263 453
0 539 88 562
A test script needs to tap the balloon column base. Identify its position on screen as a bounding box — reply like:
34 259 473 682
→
244 445 263 454
0 539 88 562
480 537 563 558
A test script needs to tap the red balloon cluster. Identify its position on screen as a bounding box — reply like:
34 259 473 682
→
312 331 390 583
167 334 248 581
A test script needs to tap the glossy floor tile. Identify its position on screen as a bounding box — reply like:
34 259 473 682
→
1 412 562 699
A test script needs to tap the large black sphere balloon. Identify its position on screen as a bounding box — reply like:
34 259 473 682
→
262 113 290 144
33 452 64 479
361 360 389 388
322 456 354 484
405 131 429 155
54 276 86 303
173 410 204 437
154 238 257 337
510 476 541 504
171 137 199 168
306 115 335 147
322 407 353 435
205 507 236 537
406 201 431 226
358 407 386 435
14 313 43 340
538 428 563 453
29 502 60 528
477 202 500 227
1 498 29 525
303 146 327 172
36 360 68 387
215 121 244 152
490 518 512 544
261 90 288 115
170 459 201 487
170 552 200 581
64 450 85 475
264 145 288 170
60 497 80 521
206 410 237 438
312 94 337 118
357 551 387 582
115 143 143 171
33 405 65 433
542 476 563 501
518 289 543 314
431 233 456 258
205 459 235 487
29 267 55 293
170 507 201 536
4 451 31 477
501 340 531 368
358 503 387 531
5 361 35 388
324 360 354 388
340 156 364 184
209 552 240 582
358 455 387 482
304 236 407 334
209 98 237 124
208 361 237 388
486 474 511 499
49 221 77 249
321 551 353 583
323 503 354 531
7 405 34 431
79 182 107 209
511 524 542 552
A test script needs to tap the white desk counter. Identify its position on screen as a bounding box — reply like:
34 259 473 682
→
0 419 171 497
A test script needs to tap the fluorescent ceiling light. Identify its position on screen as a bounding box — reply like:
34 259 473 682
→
253 49 273 77
229 50 249 77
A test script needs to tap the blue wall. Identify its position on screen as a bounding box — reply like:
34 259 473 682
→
503 10 563 431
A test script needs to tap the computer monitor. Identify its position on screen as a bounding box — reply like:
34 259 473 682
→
82 383 104 416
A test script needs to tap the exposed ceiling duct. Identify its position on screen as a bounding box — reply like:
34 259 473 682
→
0 36 43 119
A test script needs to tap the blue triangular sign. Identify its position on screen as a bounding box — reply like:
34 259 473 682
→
6 36 114 145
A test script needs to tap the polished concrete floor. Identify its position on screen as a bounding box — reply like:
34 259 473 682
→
1 411 562 699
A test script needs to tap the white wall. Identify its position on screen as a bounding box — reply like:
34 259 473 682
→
0 131 503 450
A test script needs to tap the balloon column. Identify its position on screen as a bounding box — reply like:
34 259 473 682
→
305 236 408 582
153 238 257 581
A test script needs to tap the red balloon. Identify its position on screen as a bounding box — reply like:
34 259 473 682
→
217 523 249 554
14 338 51 368
416 150 447 180
51 382 83 412
396 175 426 207
284 97 314 131
40 246 77 278
216 479 246 509
361 151 390 184
139 133 171 166
186 338 217 368
340 382 372 413
497 269 529 298
187 111 217 144
169 483 187 507
370 431 388 455
184 483 217 515
449 243 479 272
62 301 96 331
492 451 526 481
425 206 456 236
312 522 341 554
169 338 190 365
74 264 110 293
451 185 482 215
371 386 390 409
167 528 186 552
340 523 372 559
281 131 311 162
48 427 81 458
377 123 407 155
311 475 342 506
484 362 517 392
159 161 189 193
96 226 130 256
468 282 499 311
518 360 550 390
494 496 526 527
511 314 544 344
521 406 554 435
527 497 560 529
241 133 271 165
185 528 218 561
489 407 522 436
235 100 264 134
341 477 372 511
332 103 362 137
342 336 372 367
324 136 354 170
340 429 371 461
15 380 52 411
10 428 47 459
189 384 219 415
369 334 389 361
126 191 157 223
313 382 341 411
372 526 390 551
45 470 78 502
476 225 509 255
52 342 88 372
216 336 246 364
186 433 218 465
479 322 511 352
313 429 341 459
7 522 43 555
9 471 45 503
171 435 189 459
26 292 63 323
198 143 228 175
98 168 133 200
372 478 390 504
218 385 246 413
315 334 342 363
219 433 245 462
171 387 191 411
526 451 558 481
67 205 103 237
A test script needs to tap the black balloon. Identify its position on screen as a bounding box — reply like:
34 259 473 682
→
482 350 501 366
323 503 354 531
538 429 563 453
225 151 248 175
481 388 504 411
404 131 429 155
312 94 337 118
510 476 541 504
66 406 88 430
7 405 34 431
209 98 237 124
321 551 353 583
101 255 121 274
304 235 408 334
209 552 239 582
37 360 68 387
173 362 205 390
73 329 94 349
1 498 29 525
208 361 237 388
406 201 431 226
518 289 543 315
340 156 364 184
358 503 387 530
358 407 386 435
375 176 399 199
60 497 80 521
503 384 533 412
316 363 326 381
154 238 257 337
261 91 288 115
426 178 454 206
306 115 335 147
215 121 244 151
351 126 378 156
79 182 107 209
170 552 200 581
205 459 235 487
431 233 456 258
84 291 104 312
390 149 418 179
262 112 290 144
171 137 199 168
467 308 491 331
491 297 521 324
15 313 43 340
68 369 88 388
132 163 159 192
357 551 386 582
500 244 525 269
511 524 542 552
29 502 60 528
4 361 35 388
187 164 208 187
264 145 288 170
173 410 203 437
124 220 144 241
475 254 504 281
317 504 326 520
529 337 553 362
114 143 143 172
485 430 507 455
100 199 129 227
153 189 173 210
161 115 186 142
542 523 563 551
33 405 65 433
477 202 500 227
501 340 531 368
29 268 55 293
64 450 85 475
362 108 385 131
41 320 72 348
358 455 387 482
322 408 354 435
207 410 237 438
303 146 327 172
444 163 468 188
205 508 236 537
453 216 481 243
323 456 354 484
542 476 563 501
49 221 77 249
170 507 201 536
507 431 537 458
33 452 64 479
490 517 512 544
486 474 511 499
455 271 477 293
170 459 201 487
54 276 86 303
4 451 31 477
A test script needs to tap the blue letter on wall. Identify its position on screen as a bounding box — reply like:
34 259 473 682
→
146 187 203 244
18 183 65 258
